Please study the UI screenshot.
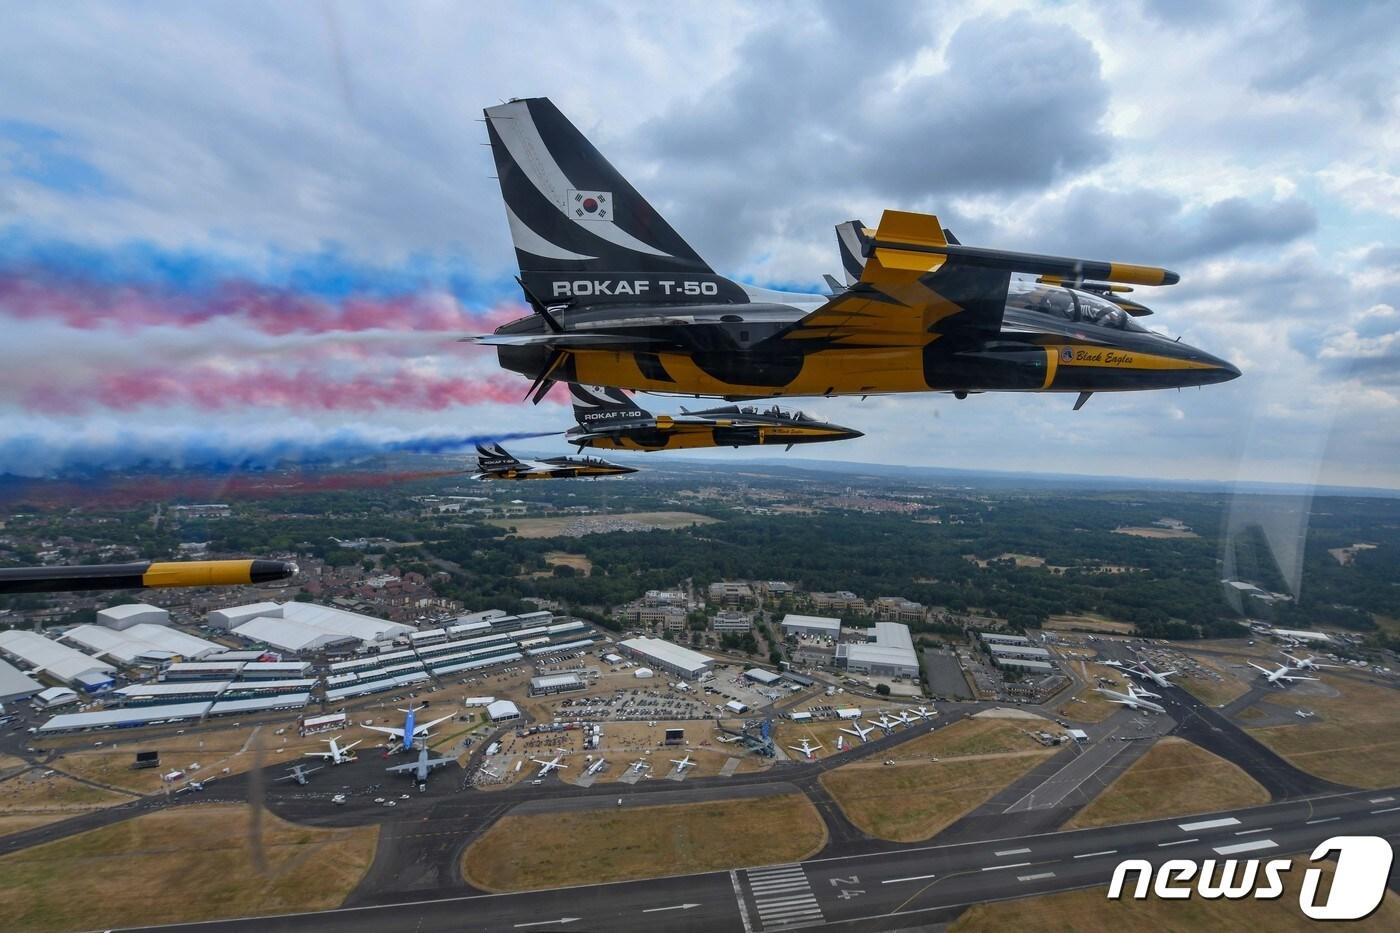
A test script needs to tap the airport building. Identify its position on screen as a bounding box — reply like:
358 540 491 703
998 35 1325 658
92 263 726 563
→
711 610 753 633
96 603 170 630
781 614 842 639
34 686 79 709
212 601 413 647
836 623 919 678
617 637 715 680
744 668 783 686
61 623 222 665
0 659 43 703
487 699 521 723
993 657 1055 674
530 673 586 696
978 632 1032 646
0 630 117 690
162 660 247 681
986 643 1052 661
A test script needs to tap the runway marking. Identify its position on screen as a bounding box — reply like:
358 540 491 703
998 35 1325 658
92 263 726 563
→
994 847 1031 856
1158 838 1198 847
730 870 754 933
883 873 937 884
1214 839 1278 856
1018 872 1056 882
642 903 700 913
981 862 1032 871
1178 817 1240 831
1369 796 1395 804
1306 817 1340 824
1073 850 1118 859
744 865 823 930
1372 806 1400 814
1234 827 1273 835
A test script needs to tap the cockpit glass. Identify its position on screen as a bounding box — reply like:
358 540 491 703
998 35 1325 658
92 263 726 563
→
1008 280 1146 332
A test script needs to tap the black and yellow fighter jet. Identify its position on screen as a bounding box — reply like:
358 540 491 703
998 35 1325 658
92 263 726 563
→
566 383 862 452
472 98 1240 408
0 559 296 595
472 443 636 481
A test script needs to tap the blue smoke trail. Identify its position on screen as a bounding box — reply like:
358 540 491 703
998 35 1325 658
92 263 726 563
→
0 429 563 478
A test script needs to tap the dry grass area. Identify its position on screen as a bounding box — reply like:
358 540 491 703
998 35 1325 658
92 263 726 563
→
1056 661 1128 723
1248 675 1400 788
545 551 592 573
1112 525 1199 539
463 793 826 891
490 511 719 538
820 719 1055 842
1045 614 1135 635
0 813 73 837
951 860 1400 933
1176 652 1254 707
965 552 1046 568
0 804 378 933
1065 738 1270 829
821 752 1052 842
0 769 132 812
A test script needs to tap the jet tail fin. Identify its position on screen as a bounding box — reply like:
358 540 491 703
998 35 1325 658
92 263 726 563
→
475 444 521 471
484 98 746 308
835 219 872 286
570 384 651 426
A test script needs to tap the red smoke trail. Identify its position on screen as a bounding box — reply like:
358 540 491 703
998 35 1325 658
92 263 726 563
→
22 366 561 414
0 275 524 335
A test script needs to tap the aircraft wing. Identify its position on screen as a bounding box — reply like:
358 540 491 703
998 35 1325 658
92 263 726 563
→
414 714 454 734
774 209 1177 346
363 725 406 739
467 333 667 349
422 756 455 771
386 761 421 774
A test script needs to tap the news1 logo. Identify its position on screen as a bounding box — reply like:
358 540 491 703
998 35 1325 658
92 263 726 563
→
1108 836 1393 920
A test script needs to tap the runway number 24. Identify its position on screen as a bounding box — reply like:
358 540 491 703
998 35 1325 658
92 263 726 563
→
830 876 864 899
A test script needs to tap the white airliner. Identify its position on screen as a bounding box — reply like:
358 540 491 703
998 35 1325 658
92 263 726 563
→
363 705 454 751
840 721 876 743
531 750 569 776
1295 709 1316 719
478 765 501 779
788 738 822 760
1096 683 1166 714
628 760 648 775
1127 662 1178 689
1249 661 1319 688
670 753 695 773
910 706 936 720
868 714 899 733
306 737 361 765
1283 652 1340 672
893 710 916 726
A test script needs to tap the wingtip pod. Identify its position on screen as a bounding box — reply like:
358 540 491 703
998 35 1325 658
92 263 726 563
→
143 559 297 588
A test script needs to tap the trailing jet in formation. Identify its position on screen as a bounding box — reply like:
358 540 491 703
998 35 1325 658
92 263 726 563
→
472 443 636 481
532 750 568 776
306 737 360 765
566 384 861 452
1096 683 1166 714
788 738 822 760
471 97 1239 408
1283 652 1339 672
840 721 876 743
387 746 456 785
363 704 452 752
277 763 322 786
1249 661 1319 688
1127 662 1179 689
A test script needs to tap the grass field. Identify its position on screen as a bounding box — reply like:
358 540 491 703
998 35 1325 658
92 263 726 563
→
462 793 826 891
1056 660 1127 723
0 770 132 813
951 860 1400 932
820 719 1055 842
1248 675 1400 788
1065 737 1270 829
1044 614 1135 635
1112 525 1199 539
490 511 719 538
1176 652 1255 707
0 804 378 932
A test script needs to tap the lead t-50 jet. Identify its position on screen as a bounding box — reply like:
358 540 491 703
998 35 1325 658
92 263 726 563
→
472 443 636 480
472 97 1239 406
566 383 861 451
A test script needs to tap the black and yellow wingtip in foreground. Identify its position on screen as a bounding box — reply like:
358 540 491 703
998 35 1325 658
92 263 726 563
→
0 559 298 595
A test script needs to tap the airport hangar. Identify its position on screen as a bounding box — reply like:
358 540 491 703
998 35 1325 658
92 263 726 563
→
781 614 842 638
0 658 43 703
617 637 715 679
836 622 919 678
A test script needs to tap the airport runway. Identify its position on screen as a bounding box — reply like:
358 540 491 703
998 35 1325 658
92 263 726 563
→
120 787 1400 932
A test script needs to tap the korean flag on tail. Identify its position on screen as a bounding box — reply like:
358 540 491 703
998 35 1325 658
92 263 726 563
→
568 189 611 222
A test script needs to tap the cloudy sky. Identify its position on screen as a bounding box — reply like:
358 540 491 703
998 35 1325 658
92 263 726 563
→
1 1 1397 487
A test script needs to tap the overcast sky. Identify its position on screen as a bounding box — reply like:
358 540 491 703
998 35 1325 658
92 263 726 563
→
1 1 1397 487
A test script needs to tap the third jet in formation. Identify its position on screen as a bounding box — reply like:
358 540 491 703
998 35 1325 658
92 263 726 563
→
566 384 861 452
473 443 636 480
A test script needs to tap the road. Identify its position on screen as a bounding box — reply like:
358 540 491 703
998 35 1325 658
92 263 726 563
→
120 787 1400 932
